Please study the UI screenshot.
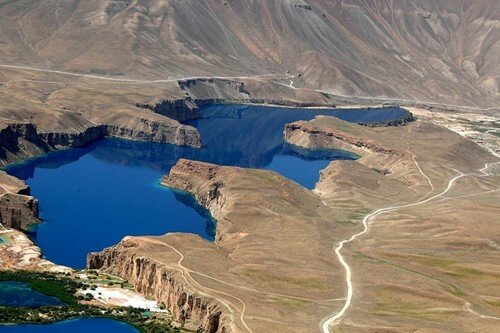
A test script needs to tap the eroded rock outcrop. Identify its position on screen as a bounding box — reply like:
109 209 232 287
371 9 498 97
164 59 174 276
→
284 118 404 157
136 99 201 122
87 238 229 333
39 125 107 149
0 171 38 230
106 121 200 147
0 122 51 165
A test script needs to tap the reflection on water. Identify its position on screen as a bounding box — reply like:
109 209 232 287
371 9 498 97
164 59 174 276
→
4 104 406 268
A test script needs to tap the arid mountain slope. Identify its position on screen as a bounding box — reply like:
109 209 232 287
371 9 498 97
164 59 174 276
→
0 0 498 109
285 117 499 332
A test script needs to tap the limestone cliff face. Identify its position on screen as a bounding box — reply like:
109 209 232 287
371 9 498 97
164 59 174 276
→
106 121 201 147
0 171 39 230
0 192 39 230
87 241 229 333
178 79 250 101
137 99 201 122
0 119 200 166
39 125 107 149
0 123 51 165
284 121 403 157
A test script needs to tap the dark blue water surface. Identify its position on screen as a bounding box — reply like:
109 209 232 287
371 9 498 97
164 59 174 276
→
0 318 139 333
0 282 63 307
4 104 406 268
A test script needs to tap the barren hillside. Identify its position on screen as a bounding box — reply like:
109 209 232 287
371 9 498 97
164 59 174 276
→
0 0 498 109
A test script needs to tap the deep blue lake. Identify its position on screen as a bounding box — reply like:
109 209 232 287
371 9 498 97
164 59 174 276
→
5 104 406 268
0 318 139 333
0 282 63 308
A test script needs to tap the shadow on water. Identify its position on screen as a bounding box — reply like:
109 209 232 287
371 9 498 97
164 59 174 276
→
282 142 358 161
170 189 217 238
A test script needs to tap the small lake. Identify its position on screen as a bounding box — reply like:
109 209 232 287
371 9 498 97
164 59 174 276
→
0 281 63 307
0 318 139 333
4 104 407 268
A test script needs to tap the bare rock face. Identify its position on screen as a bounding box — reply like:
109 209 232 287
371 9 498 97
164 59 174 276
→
0 117 200 166
106 121 201 147
284 119 403 157
136 99 201 123
39 125 107 148
0 171 39 230
0 123 51 165
178 79 250 101
87 239 228 333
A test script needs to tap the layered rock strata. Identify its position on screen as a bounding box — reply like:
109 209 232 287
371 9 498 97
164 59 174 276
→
88 241 226 333
0 120 200 166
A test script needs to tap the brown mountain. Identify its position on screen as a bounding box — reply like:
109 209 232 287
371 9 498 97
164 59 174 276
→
0 0 498 109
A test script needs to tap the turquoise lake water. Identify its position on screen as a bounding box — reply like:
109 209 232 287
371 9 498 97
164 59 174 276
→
0 282 63 308
4 104 407 268
0 318 139 332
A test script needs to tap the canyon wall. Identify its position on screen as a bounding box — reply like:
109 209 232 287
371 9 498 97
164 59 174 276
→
0 120 200 167
0 171 39 230
87 239 230 333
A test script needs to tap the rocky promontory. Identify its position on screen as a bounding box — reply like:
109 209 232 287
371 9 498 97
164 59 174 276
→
88 159 355 332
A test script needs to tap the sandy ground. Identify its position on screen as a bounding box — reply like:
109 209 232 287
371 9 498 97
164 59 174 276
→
83 286 167 311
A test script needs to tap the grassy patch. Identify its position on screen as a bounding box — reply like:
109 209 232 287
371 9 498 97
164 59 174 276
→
238 268 329 291
353 251 382 263
444 265 500 279
0 270 79 305
444 284 466 297
0 271 186 332
484 299 500 308
372 302 459 320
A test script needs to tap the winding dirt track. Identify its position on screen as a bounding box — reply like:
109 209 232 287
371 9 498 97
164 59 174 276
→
321 158 499 332
1 63 496 112
0 63 284 83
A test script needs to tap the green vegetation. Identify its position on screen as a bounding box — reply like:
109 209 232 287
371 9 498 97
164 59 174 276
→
0 271 186 333
0 270 79 305
0 305 183 333
484 299 500 308
444 284 466 297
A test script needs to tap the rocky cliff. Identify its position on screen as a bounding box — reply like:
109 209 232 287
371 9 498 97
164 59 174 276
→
136 99 201 123
88 159 352 333
0 123 51 165
0 171 39 230
87 237 230 333
39 125 107 149
105 121 200 148
0 119 200 167
284 119 404 158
